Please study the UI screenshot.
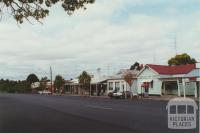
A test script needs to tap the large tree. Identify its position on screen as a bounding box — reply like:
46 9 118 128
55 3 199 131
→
168 53 196 66
123 71 136 99
78 71 91 95
130 62 142 70
26 73 39 84
54 75 64 94
0 0 95 23
0 79 30 93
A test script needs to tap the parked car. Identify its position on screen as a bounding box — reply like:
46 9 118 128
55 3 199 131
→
38 90 52 95
108 89 129 99
108 91 123 99
108 90 137 99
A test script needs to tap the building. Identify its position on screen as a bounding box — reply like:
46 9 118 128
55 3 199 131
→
31 82 40 89
64 75 108 96
183 68 200 97
137 64 197 97
45 81 54 92
107 69 139 95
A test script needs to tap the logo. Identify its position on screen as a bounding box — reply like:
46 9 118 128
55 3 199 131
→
166 98 198 129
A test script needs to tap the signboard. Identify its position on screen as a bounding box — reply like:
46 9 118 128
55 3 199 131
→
166 98 198 129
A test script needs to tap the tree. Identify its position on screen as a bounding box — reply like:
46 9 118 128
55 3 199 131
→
130 62 142 70
0 0 95 24
0 79 30 93
26 73 39 84
54 75 64 95
168 53 197 66
26 74 39 92
123 71 135 99
14 80 30 93
78 71 91 95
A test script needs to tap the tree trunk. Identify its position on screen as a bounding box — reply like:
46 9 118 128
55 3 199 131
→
131 85 133 100
125 84 127 99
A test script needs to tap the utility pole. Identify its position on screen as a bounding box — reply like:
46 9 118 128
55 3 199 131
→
182 79 186 98
50 66 53 94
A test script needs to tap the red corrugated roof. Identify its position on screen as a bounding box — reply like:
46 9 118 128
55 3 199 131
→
147 64 195 75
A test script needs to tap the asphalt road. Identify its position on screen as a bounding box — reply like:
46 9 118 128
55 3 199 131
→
0 94 198 133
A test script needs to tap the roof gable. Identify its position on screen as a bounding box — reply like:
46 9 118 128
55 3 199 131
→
137 65 159 77
147 64 195 75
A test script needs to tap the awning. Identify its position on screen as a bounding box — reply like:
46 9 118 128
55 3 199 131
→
141 79 153 83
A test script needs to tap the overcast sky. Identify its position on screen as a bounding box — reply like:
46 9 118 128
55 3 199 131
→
0 0 199 80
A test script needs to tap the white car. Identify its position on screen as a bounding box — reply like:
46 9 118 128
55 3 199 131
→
113 92 123 97
108 91 124 99
108 91 137 99
38 90 52 95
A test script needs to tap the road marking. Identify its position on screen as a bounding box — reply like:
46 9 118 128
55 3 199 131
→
87 105 112 110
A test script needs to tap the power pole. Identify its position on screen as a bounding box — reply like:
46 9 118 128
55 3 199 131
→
50 66 53 93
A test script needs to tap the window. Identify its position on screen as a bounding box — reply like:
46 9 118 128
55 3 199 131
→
121 82 124 91
115 82 120 91
150 80 153 88
177 105 186 114
187 105 194 114
170 105 176 114
109 82 113 90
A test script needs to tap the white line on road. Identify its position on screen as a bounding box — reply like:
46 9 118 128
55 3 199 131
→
87 105 112 110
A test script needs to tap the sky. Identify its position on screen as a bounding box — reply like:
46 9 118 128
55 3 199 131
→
0 0 199 80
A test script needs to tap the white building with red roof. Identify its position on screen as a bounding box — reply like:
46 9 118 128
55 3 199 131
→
137 64 198 97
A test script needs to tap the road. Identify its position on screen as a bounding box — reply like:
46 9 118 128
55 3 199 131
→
0 94 198 133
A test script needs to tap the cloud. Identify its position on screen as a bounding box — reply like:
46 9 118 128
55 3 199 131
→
0 0 199 80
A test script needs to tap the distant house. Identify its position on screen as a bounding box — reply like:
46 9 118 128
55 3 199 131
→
137 64 197 97
106 69 139 95
90 75 108 96
64 75 108 96
31 82 40 93
64 78 81 94
45 81 54 92
31 82 40 89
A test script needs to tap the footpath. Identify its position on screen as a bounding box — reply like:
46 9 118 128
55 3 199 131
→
62 93 199 102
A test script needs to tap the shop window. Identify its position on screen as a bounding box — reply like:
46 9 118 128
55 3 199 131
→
109 82 113 90
115 82 120 91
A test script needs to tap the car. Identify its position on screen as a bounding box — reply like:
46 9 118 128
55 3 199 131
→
38 90 52 95
38 91 43 94
108 91 123 99
113 91 123 98
108 89 124 99
108 90 138 99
